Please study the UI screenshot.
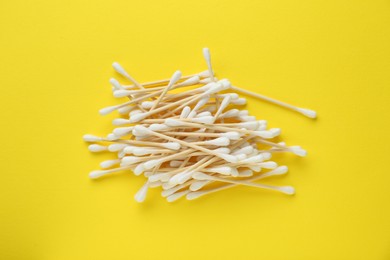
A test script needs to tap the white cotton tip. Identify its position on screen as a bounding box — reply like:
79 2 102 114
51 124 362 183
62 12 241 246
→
170 171 193 185
269 128 281 137
203 47 211 62
83 134 102 142
196 111 212 118
239 110 249 116
194 96 211 111
239 116 256 122
218 79 232 90
168 171 187 185
205 83 224 95
89 170 107 179
162 142 181 150
186 192 203 200
112 118 130 126
113 127 133 137
191 116 215 124
259 161 278 169
108 143 127 152
193 172 212 181
129 113 147 123
133 125 150 136
149 124 169 131
167 191 188 202
290 146 308 157
255 131 274 139
134 163 145 176
180 106 191 119
106 133 119 141
100 159 120 169
261 152 272 160
134 182 149 203
206 137 230 146
123 146 136 154
248 165 261 172
231 98 246 105
129 110 142 116
161 188 176 198
165 118 185 127
169 160 183 167
232 146 254 156
235 154 247 161
270 166 289 175
141 101 154 109
109 78 123 90
131 128 148 137
118 106 134 115
200 78 214 84
190 180 210 191
144 159 162 170
257 125 267 131
88 144 107 152
187 110 197 119
219 95 232 110
129 148 149 156
121 156 140 165
222 132 241 140
238 169 253 177
219 93 239 100
148 172 168 182
240 154 264 164
179 75 200 87
169 70 182 86
298 108 317 119
99 106 117 116
112 62 131 78
208 166 233 175
213 147 231 154
220 109 240 118
230 167 239 177
219 153 238 163
162 182 176 190
117 150 126 158
113 89 132 98
279 186 295 195
239 121 259 130
198 70 211 78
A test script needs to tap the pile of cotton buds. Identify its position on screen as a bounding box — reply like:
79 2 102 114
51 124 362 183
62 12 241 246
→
84 48 316 203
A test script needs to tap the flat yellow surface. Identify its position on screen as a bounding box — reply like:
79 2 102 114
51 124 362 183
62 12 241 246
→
1 0 390 259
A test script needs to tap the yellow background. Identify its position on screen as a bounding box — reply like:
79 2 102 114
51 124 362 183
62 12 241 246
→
1 0 389 259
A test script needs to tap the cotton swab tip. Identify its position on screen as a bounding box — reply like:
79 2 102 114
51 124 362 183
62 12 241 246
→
83 134 101 142
279 186 295 195
219 153 238 163
162 142 181 150
272 166 289 175
100 159 119 169
298 108 317 118
99 106 117 116
89 170 105 179
129 113 147 123
170 70 182 85
112 118 130 126
165 118 185 127
88 144 107 152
